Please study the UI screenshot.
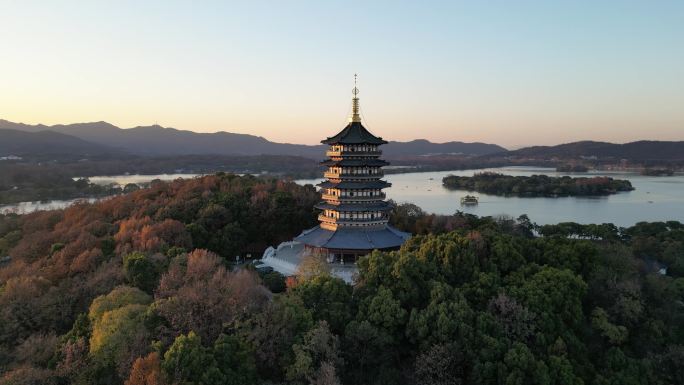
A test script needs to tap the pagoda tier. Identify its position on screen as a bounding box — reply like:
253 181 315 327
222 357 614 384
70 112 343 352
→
316 123 391 230
294 80 409 259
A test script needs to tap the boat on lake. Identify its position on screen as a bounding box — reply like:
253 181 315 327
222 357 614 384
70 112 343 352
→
460 195 479 205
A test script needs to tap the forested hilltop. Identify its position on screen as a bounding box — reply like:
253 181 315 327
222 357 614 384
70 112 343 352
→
0 174 683 385
443 172 634 197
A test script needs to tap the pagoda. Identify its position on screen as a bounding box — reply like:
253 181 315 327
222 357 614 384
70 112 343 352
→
295 78 410 263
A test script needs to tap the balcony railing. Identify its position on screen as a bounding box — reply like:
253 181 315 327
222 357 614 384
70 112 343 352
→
323 171 384 180
326 150 383 157
318 214 389 224
322 192 386 201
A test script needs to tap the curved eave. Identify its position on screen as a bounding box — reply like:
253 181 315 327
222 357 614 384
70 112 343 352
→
320 159 389 167
294 225 410 250
317 180 391 189
321 122 388 145
315 201 392 212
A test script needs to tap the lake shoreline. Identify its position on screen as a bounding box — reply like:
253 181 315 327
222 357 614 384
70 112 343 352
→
3 167 684 226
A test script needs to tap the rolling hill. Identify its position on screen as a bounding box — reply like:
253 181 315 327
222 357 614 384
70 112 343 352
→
0 119 506 158
0 129 119 157
502 140 684 161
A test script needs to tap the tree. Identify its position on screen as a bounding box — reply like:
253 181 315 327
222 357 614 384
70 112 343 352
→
238 295 313 382
510 267 587 346
488 293 537 343
287 321 343 385
591 307 628 345
155 249 268 342
0 366 57 385
212 334 257 385
125 352 167 385
406 283 474 349
292 275 353 334
342 320 397 385
123 252 159 293
296 252 330 280
88 286 152 379
13 332 59 367
161 332 223 385
414 343 465 385
359 286 407 342
503 343 550 385
261 271 287 293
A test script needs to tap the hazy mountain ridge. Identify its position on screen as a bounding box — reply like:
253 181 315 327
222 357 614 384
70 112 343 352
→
0 119 506 158
0 128 119 157
4 119 680 162
501 140 684 161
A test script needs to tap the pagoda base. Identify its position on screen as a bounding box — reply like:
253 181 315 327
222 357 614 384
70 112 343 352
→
294 224 410 261
260 241 359 283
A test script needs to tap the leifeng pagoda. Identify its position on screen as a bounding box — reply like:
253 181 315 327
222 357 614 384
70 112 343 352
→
294 79 410 263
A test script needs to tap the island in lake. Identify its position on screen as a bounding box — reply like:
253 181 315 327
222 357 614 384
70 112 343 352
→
556 164 589 172
442 172 634 197
641 168 675 176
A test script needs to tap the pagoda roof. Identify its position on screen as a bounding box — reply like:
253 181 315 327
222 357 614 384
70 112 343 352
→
315 201 392 212
317 180 391 189
320 159 389 167
294 224 410 250
321 122 387 145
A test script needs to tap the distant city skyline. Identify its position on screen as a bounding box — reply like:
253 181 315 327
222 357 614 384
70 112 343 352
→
1 1 682 148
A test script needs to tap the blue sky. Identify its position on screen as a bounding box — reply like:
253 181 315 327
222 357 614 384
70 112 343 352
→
1 0 682 147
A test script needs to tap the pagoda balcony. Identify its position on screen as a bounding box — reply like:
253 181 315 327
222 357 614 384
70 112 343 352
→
323 171 384 180
322 192 386 201
318 214 389 224
325 149 382 157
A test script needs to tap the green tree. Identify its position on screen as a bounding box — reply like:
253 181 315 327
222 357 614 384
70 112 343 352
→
359 286 407 341
212 334 257 385
287 321 343 385
503 343 550 385
510 267 587 347
88 286 153 380
292 275 352 334
161 332 223 385
238 295 313 382
123 252 159 293
406 283 474 349
342 320 397 385
261 271 287 293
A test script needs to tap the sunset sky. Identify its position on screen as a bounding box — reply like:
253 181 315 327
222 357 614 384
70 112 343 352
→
1 1 682 148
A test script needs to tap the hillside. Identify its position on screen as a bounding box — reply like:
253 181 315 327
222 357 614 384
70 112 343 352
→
0 129 118 157
504 140 684 161
0 119 506 158
0 174 682 384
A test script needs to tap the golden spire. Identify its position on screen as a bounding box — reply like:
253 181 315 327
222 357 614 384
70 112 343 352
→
350 73 361 123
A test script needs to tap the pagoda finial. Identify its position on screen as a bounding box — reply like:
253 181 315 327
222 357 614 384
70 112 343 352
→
350 74 361 123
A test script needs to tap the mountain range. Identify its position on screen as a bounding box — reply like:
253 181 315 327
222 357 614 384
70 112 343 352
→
500 140 684 161
1 119 682 162
0 128 118 157
0 120 505 159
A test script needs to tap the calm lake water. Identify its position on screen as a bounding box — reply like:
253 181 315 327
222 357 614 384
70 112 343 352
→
1 174 204 215
0 197 105 215
85 173 206 185
3 168 683 226
296 167 684 227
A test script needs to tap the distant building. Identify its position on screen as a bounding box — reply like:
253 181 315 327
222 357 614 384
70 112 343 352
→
0 155 22 161
262 78 410 279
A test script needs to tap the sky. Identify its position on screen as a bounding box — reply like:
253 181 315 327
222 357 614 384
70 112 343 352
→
1 1 682 148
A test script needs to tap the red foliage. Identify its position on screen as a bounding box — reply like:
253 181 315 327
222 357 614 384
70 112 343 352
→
155 249 269 342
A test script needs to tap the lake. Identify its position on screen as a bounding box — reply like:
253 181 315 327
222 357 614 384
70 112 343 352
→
85 173 207 186
297 167 684 227
3 168 683 226
0 197 106 215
